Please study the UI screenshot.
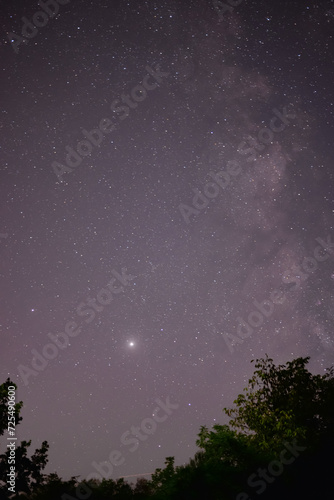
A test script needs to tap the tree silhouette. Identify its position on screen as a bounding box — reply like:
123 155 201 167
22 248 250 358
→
0 379 49 499
223 354 334 453
29 473 77 500
147 355 334 499
2 355 333 499
134 477 154 498
0 379 23 437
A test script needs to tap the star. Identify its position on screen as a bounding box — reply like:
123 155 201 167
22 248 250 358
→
1 0 332 486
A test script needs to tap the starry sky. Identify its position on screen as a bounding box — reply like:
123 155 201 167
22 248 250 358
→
1 0 334 484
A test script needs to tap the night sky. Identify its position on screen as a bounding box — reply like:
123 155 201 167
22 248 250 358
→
1 0 334 484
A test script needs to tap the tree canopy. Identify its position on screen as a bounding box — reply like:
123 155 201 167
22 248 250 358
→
1 355 333 499
223 354 334 453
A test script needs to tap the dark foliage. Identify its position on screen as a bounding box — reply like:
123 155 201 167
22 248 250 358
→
1 356 333 499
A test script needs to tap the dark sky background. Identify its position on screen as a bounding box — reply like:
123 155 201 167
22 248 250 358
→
1 0 334 485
